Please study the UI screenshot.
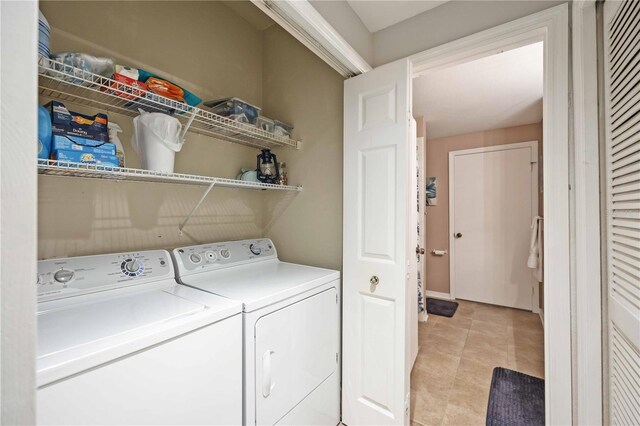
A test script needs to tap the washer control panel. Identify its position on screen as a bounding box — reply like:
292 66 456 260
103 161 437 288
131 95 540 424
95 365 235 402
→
173 239 277 274
37 250 173 301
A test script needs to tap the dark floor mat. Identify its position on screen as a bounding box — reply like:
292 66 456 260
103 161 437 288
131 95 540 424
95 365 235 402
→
426 298 458 317
486 367 545 426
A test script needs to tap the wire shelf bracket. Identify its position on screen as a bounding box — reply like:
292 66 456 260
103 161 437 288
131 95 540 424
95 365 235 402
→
179 182 216 235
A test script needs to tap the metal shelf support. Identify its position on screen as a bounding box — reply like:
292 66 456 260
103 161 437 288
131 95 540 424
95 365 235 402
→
179 108 197 142
179 182 216 235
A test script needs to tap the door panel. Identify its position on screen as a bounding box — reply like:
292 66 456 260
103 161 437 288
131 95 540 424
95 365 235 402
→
451 143 537 310
360 294 395 412
603 1 640 424
343 58 412 425
361 146 397 261
255 288 338 426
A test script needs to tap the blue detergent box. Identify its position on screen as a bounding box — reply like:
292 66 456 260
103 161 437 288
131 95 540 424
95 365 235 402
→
53 149 119 167
51 134 116 155
44 100 109 143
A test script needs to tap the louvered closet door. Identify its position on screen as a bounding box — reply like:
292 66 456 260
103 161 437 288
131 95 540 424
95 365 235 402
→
603 1 640 424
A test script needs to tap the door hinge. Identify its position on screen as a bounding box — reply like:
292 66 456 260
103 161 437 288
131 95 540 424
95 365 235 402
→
336 294 338 304
336 353 339 363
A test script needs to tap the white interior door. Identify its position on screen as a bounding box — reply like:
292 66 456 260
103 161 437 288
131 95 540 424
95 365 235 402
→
343 58 413 426
409 122 419 368
417 136 427 324
450 142 538 310
410 135 427 367
603 1 640 424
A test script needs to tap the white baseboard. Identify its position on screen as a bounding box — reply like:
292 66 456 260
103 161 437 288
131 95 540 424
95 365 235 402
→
425 290 454 300
539 308 544 327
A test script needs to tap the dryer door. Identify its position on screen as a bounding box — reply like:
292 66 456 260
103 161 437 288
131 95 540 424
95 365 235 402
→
255 287 338 425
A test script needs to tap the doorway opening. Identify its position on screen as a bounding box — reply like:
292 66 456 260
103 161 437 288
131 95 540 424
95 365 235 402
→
341 5 570 425
410 41 545 424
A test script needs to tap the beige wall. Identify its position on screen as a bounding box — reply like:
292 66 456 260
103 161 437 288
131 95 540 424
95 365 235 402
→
37 2 344 267
423 123 543 294
262 26 344 270
372 1 566 66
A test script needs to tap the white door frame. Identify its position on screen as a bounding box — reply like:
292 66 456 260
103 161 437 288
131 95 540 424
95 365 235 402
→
448 141 539 312
0 1 39 423
572 1 603 424
407 5 571 424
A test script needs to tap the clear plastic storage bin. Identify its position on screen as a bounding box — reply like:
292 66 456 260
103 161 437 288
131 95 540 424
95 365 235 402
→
204 97 261 124
256 116 275 133
273 120 294 138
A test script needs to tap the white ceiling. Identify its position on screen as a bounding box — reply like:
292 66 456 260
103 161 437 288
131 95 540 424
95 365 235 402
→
346 0 449 32
413 42 543 139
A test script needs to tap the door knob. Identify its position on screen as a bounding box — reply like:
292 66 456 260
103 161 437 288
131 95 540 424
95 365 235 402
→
370 276 379 286
415 246 425 255
455 232 462 238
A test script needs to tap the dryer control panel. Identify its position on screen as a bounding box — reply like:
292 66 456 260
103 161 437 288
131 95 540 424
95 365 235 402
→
37 250 174 301
173 238 277 274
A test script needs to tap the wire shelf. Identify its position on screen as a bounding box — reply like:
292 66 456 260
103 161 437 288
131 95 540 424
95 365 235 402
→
37 159 302 192
38 56 301 150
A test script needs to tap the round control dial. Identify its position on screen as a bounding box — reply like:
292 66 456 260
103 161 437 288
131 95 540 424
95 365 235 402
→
219 249 231 259
124 260 140 273
249 244 262 256
54 269 75 284
205 251 217 261
190 253 202 264
120 258 144 277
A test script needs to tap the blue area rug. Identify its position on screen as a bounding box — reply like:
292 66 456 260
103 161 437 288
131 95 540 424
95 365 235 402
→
425 298 458 317
486 367 545 426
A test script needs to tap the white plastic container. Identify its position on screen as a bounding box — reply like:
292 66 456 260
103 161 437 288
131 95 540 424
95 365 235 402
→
131 110 184 173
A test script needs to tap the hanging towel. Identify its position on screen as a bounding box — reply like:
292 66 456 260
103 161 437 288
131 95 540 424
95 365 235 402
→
527 216 543 282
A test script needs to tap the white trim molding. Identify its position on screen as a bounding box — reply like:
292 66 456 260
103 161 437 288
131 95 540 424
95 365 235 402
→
1 1 39 423
250 0 372 77
408 5 571 424
572 1 603 424
425 291 454 301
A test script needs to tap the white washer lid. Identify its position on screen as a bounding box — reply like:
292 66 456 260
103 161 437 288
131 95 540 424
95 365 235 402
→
178 260 340 312
37 282 242 386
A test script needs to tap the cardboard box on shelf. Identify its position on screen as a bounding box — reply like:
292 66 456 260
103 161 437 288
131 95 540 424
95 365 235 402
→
53 148 119 167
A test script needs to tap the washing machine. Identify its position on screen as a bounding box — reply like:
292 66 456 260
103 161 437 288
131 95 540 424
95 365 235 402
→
172 239 341 426
37 249 243 425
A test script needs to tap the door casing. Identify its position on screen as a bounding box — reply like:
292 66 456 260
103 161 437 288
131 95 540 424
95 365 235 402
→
407 5 571 424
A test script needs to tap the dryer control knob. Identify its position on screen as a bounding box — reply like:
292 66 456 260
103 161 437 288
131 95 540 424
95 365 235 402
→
250 244 262 255
190 253 202 264
54 269 75 283
125 260 140 273
220 249 230 259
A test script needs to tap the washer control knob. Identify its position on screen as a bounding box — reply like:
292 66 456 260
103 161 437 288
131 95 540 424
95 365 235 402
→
249 244 262 256
54 269 75 283
220 249 231 259
190 253 202 264
125 260 140 273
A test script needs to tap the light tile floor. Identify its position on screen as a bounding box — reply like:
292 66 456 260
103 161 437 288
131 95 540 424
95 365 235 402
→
410 299 544 426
